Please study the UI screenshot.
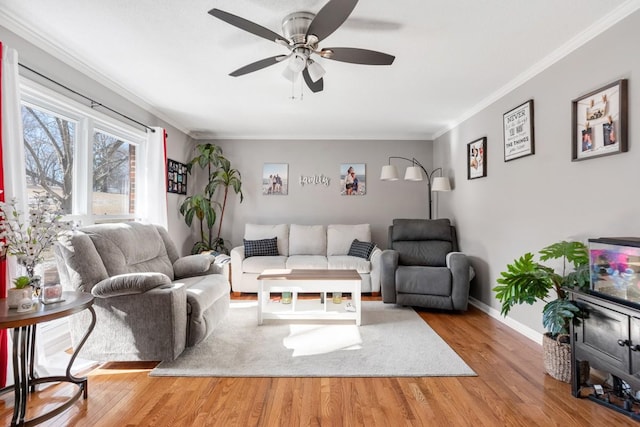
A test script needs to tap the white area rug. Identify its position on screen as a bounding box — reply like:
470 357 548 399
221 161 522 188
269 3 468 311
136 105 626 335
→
150 301 476 377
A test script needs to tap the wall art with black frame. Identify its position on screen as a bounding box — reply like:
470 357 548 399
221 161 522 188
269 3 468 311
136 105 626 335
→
167 159 187 194
571 79 628 161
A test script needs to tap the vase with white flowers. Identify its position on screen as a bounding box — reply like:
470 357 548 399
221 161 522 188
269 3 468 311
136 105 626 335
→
0 191 74 298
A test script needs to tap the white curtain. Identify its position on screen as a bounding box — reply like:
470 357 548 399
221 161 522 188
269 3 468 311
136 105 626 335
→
139 126 168 229
2 45 98 385
2 43 27 387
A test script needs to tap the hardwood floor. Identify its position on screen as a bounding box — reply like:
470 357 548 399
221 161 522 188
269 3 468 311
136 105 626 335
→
1 296 637 426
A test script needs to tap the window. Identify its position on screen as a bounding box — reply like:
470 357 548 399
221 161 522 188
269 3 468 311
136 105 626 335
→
20 78 145 224
22 104 76 214
92 130 135 216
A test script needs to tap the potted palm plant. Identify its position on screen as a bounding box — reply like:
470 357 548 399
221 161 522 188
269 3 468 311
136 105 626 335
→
493 240 591 382
179 143 243 254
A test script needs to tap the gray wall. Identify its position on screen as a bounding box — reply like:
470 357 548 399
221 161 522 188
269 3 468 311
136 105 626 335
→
434 10 640 335
199 139 433 251
0 25 195 255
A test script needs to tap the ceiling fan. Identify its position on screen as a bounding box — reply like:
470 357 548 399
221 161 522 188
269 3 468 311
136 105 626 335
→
208 0 395 93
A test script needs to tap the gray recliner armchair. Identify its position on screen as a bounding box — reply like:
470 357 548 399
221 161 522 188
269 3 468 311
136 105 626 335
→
54 222 231 361
381 218 472 311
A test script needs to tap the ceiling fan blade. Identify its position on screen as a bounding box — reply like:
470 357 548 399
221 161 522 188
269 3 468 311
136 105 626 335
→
230 55 288 77
306 0 359 42
303 69 324 93
209 8 290 45
320 47 395 65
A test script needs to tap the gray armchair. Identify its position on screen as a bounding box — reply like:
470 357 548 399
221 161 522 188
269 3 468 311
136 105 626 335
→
381 218 472 311
54 222 231 361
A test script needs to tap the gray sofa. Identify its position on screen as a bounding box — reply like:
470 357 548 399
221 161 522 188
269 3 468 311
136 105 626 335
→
54 222 230 361
380 218 472 311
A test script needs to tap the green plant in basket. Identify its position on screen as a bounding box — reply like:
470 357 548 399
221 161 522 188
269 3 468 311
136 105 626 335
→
493 241 590 336
12 276 32 289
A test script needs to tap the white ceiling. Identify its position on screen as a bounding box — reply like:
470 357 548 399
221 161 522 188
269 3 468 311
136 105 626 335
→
1 0 638 140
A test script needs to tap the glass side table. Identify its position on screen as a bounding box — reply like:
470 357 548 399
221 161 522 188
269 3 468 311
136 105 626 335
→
0 291 96 426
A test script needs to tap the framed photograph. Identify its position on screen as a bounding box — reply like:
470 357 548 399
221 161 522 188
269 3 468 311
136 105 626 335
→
167 159 187 194
467 137 487 180
341 164 366 195
571 79 628 161
503 99 535 162
263 163 288 195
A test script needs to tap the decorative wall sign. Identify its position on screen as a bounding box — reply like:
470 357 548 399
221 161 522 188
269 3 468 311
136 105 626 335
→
503 99 535 162
299 174 331 186
340 164 366 195
571 79 628 161
167 159 187 194
263 163 288 195
467 137 487 180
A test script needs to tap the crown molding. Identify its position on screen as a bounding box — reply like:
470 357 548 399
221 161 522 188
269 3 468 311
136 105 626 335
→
0 10 191 137
432 0 640 140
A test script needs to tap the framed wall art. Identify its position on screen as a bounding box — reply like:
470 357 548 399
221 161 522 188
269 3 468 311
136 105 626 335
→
467 137 487 180
503 99 535 162
571 79 627 161
340 164 366 195
167 159 187 195
263 163 288 195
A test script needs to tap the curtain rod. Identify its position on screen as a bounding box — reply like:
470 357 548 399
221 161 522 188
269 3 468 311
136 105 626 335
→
18 63 156 133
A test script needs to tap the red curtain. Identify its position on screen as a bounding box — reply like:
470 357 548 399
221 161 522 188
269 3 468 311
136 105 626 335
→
0 41 8 388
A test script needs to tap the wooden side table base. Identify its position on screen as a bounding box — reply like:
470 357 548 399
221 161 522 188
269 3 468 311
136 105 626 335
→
1 292 95 426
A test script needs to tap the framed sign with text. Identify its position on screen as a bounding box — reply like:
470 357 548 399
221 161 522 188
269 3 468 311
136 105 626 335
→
503 99 535 162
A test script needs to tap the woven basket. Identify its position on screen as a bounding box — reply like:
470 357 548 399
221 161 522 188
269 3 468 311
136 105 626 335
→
542 333 589 383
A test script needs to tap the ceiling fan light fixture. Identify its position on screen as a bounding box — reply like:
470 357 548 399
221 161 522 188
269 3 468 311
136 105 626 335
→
288 53 307 73
282 66 300 82
307 60 325 82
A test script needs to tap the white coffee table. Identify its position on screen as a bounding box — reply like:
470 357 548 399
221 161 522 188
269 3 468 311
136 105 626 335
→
257 269 362 325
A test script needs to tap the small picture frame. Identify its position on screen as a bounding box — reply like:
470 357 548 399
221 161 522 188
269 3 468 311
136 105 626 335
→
341 164 366 195
167 159 188 194
263 163 288 195
503 99 535 162
41 283 64 304
571 79 628 161
467 137 487 180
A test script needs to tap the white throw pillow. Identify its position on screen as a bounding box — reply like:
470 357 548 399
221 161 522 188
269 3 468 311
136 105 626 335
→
289 224 326 255
327 224 372 256
244 224 290 256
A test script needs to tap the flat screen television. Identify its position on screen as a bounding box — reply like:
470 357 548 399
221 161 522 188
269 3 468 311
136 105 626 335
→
588 237 640 307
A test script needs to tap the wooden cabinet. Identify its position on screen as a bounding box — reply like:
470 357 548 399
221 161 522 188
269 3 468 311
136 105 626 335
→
569 289 640 395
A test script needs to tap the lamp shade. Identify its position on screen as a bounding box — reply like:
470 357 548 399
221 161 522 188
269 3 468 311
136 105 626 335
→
431 176 451 192
307 60 325 82
380 165 399 181
282 66 300 82
404 166 423 181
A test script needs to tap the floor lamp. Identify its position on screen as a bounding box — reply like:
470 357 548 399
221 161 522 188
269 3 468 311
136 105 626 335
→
380 157 451 219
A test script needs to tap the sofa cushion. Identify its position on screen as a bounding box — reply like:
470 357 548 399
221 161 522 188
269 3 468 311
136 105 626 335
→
242 256 288 274
348 239 376 260
391 218 452 241
286 255 328 270
289 224 326 255
396 266 451 296
245 224 289 256
327 224 372 256
328 255 372 273
81 223 175 280
244 237 279 258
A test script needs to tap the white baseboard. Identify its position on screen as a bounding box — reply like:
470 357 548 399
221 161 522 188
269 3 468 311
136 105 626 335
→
469 297 543 345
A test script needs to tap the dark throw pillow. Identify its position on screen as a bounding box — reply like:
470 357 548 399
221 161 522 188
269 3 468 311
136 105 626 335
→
348 239 376 260
244 237 279 258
